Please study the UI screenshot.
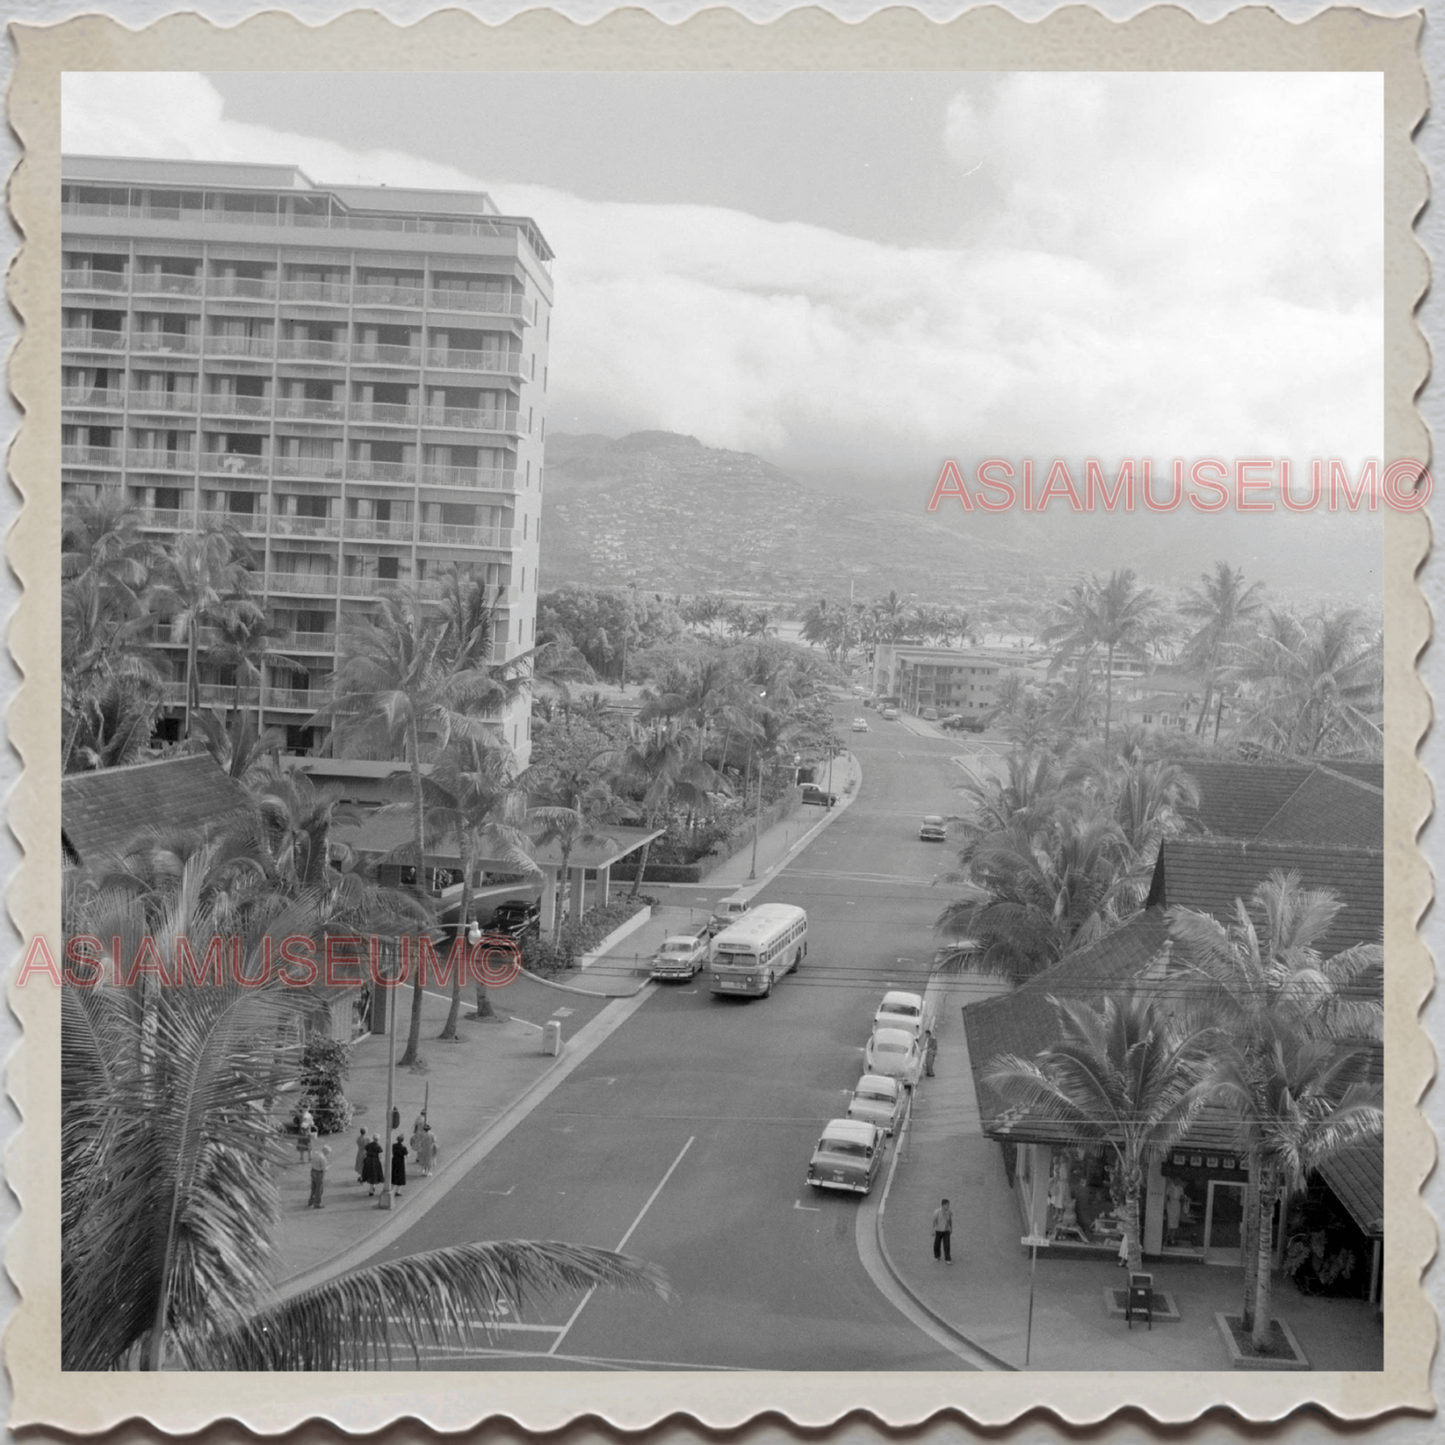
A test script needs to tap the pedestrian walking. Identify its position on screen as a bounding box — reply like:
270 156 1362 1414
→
353 1128 369 1182
409 1118 426 1164
306 1145 330 1209
416 1123 437 1176
391 1133 409 1197
361 1134 385 1196
932 1198 954 1264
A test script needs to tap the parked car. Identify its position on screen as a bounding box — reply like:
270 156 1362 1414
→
489 898 541 938
881 707 900 721
864 1026 923 1088
800 784 837 808
650 933 710 981
919 815 947 842
921 707 940 721
873 990 934 1042
846 1074 907 1136
707 891 752 936
805 1118 884 1195
943 715 986 733
851 717 870 733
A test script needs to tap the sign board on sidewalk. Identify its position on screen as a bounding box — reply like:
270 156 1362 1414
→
1021 1234 1051 1249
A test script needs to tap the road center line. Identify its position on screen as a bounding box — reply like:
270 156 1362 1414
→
547 1135 695 1356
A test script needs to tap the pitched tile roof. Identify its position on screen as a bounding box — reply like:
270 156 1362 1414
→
1318 1138 1384 1237
1318 759 1385 789
61 753 253 864
1255 767 1383 848
963 910 1172 1139
1179 761 1316 838
1148 838 1383 954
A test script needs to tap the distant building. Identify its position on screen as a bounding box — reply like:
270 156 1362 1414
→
61 154 553 764
873 642 1047 719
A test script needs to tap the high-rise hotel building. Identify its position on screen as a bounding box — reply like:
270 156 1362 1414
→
61 155 552 766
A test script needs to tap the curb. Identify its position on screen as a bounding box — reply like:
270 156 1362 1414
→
577 903 653 969
277 981 657 1295
873 1089 1018 1372
517 965 648 999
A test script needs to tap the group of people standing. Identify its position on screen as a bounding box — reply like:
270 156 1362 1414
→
300 1105 440 1210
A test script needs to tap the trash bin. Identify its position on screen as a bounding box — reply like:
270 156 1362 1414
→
1126 1271 1153 1331
542 1019 563 1057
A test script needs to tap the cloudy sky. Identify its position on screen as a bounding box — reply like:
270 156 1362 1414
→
62 70 1383 576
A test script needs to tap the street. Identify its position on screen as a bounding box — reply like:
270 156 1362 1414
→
366 703 985 1369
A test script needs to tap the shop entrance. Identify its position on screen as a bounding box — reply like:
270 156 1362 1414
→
1204 1181 1246 1265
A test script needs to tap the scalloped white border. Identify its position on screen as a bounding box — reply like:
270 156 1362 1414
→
4 5 1433 1432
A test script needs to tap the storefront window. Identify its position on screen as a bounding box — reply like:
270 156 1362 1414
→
1161 1149 1250 1258
1045 1144 1136 1252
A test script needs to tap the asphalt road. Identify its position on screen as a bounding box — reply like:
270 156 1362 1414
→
370 702 980 1371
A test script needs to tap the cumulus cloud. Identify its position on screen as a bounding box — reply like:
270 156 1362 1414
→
62 72 1383 496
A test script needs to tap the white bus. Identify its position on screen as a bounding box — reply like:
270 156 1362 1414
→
708 903 808 998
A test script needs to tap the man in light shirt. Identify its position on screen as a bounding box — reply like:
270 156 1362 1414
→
932 1198 953 1264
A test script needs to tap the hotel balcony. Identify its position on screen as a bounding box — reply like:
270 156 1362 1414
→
266 571 337 596
200 392 272 418
266 687 323 711
204 334 273 359
208 276 278 301
61 444 123 468
128 390 198 414
273 630 336 653
61 268 129 294
417 523 517 549
131 273 203 298
275 396 347 422
423 348 526 378
271 454 345 480
278 280 351 305
130 332 201 355
61 328 127 352
419 464 519 492
349 401 418 426
346 458 417 484
128 448 198 471
353 283 423 308
428 289 533 322
350 343 422 368
134 507 195 532
277 338 348 363
62 387 125 409
421 406 523 434
270 514 342 539
343 517 415 542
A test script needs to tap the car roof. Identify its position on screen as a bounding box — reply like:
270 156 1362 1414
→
871 1026 915 1046
879 991 925 1009
660 935 703 947
820 1118 876 1144
855 1074 901 1094
922 815 944 823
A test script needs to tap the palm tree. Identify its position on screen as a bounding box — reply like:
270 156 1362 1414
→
602 722 724 897
207 606 293 733
985 990 1218 1272
1167 871 1384 1338
148 527 262 738
318 587 523 1066
530 637 596 732
61 488 158 615
1041 570 1157 744
935 811 1132 984
60 965 669 1370
1227 608 1383 758
1210 1020 1382 1350
420 735 538 1034
949 747 1072 862
1180 562 1265 735
189 705 285 783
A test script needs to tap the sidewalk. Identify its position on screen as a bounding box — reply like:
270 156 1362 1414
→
270 756 862 1288
877 979 1385 1371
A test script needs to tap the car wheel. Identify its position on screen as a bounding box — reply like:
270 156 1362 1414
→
762 973 773 998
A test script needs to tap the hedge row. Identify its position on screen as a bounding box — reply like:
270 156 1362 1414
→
612 788 803 884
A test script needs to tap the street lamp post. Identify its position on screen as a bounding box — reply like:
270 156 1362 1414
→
377 939 401 1211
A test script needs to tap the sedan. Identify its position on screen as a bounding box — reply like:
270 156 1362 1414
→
650 933 710 981
851 717 870 733
800 784 837 807
864 1026 923 1089
847 1074 907 1136
881 707 900 721
919 815 947 842
805 1118 884 1195
873 990 933 1042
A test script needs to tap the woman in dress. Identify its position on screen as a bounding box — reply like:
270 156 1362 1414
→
353 1128 369 1183
361 1133 385 1196
416 1123 437 1176
391 1133 409 1197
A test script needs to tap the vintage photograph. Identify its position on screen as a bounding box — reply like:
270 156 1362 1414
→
9 8 1431 1429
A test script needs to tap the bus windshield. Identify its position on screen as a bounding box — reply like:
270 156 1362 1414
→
714 949 756 967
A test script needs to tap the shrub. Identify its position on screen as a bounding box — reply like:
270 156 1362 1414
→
520 895 658 974
300 1037 353 1136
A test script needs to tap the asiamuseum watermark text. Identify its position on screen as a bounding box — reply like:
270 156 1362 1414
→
16 933 523 989
925 457 1431 513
